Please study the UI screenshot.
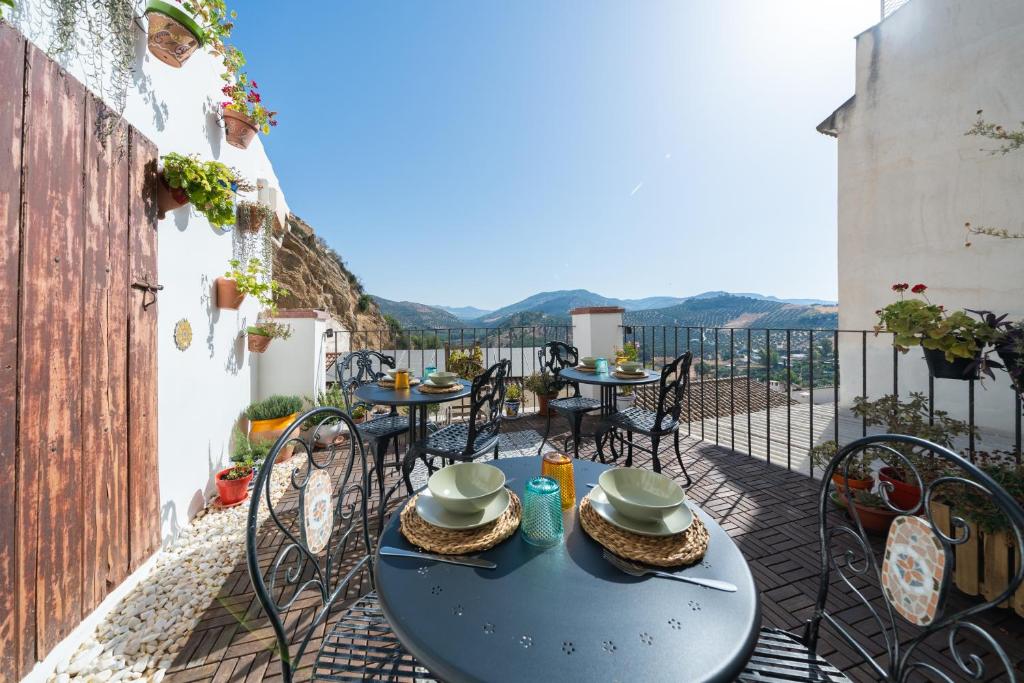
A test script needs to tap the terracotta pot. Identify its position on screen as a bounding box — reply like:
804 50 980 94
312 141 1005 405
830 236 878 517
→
156 174 189 219
830 472 874 505
537 393 558 417
215 467 252 505
223 109 259 150
247 333 271 353
923 347 980 380
238 202 271 233
851 500 899 534
215 277 246 309
878 467 922 512
145 0 204 68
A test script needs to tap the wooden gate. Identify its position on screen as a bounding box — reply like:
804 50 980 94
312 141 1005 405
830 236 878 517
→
0 24 160 679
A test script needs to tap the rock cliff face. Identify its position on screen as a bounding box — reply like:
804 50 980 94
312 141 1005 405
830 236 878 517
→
273 214 391 347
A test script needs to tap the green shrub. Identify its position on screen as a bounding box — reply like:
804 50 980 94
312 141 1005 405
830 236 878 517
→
357 293 372 313
505 383 522 402
246 395 302 421
161 152 239 228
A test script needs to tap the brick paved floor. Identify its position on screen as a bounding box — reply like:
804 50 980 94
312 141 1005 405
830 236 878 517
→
166 414 1024 682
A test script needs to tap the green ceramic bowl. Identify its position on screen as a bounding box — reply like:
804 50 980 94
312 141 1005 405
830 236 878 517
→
580 356 598 368
619 361 642 373
598 468 685 522
428 371 459 386
428 462 506 514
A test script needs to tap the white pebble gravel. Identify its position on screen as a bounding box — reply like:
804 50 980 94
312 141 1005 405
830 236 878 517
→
48 464 292 682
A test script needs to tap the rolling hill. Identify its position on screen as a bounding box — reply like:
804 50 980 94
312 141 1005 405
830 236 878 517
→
624 295 837 329
372 297 463 329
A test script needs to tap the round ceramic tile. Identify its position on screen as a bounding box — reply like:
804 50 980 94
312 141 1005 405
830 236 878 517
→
303 469 334 555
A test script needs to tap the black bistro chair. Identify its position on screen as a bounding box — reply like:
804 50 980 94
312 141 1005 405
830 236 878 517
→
245 408 433 681
595 351 693 486
400 359 511 492
335 350 409 500
740 434 1024 681
536 341 602 458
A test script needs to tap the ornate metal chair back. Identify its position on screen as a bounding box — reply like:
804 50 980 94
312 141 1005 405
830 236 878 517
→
463 359 512 456
810 434 1024 681
336 349 396 413
245 408 373 682
652 352 692 431
538 341 580 396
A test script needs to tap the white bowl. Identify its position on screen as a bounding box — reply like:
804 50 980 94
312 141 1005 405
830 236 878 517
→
598 468 685 522
385 368 409 379
580 356 598 368
428 462 506 514
619 361 642 373
428 371 459 387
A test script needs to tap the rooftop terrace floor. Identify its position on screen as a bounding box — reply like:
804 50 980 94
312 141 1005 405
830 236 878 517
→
164 414 1024 682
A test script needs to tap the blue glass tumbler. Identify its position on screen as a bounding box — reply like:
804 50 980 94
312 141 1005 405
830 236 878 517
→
423 365 437 382
521 477 564 547
595 357 609 374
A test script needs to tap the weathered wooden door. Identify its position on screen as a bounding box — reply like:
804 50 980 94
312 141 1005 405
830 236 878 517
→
0 23 161 679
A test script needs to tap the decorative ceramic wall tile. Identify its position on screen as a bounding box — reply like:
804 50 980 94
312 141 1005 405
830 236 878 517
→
881 515 948 625
303 469 334 555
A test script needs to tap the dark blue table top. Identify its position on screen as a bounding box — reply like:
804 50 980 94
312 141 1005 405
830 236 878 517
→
375 457 761 683
353 378 471 407
560 366 662 388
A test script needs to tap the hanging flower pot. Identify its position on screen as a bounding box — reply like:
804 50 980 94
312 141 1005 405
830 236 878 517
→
156 173 189 219
216 277 245 309
923 348 980 380
247 332 271 353
237 201 273 233
223 108 259 149
144 0 205 68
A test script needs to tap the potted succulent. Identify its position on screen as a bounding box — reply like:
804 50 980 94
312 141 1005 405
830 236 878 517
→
849 490 899 534
504 383 522 418
246 319 292 353
220 63 277 149
525 371 560 417
158 152 243 227
874 283 995 380
246 394 302 462
809 440 873 506
217 257 287 310
851 393 974 512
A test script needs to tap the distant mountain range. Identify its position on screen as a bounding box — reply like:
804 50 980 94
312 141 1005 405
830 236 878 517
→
374 289 837 331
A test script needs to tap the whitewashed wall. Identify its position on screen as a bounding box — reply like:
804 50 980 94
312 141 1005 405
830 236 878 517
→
10 1 291 541
828 0 1024 436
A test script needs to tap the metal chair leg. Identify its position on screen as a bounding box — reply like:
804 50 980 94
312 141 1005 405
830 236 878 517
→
650 434 662 473
572 413 583 459
626 430 634 467
538 408 554 455
673 430 691 488
493 442 500 460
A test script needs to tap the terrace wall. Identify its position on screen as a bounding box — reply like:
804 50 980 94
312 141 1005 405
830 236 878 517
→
827 0 1024 435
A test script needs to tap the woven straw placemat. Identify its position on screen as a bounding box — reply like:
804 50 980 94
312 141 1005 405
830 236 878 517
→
579 496 708 567
417 382 463 395
377 377 421 388
574 365 598 373
400 490 521 554
612 370 648 380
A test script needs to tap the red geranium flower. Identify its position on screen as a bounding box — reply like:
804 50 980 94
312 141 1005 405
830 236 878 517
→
911 284 927 294
892 283 909 292
247 92 261 103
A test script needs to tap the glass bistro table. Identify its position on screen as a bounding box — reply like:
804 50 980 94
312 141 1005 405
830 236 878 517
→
375 457 761 682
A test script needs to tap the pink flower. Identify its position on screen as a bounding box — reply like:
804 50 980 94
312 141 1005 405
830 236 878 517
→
247 91 261 103
250 80 258 88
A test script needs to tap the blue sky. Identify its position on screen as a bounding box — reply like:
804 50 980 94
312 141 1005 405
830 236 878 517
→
236 1 878 310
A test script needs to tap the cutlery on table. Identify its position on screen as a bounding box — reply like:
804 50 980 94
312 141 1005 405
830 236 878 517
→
602 549 737 592
380 546 496 570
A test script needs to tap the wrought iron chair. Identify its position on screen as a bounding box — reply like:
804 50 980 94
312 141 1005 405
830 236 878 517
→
336 350 409 504
594 351 693 486
245 407 433 681
536 341 602 458
740 434 1024 682
400 360 511 492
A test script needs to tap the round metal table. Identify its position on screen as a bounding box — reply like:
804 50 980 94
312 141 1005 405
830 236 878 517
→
375 457 761 683
559 366 661 415
353 378 472 444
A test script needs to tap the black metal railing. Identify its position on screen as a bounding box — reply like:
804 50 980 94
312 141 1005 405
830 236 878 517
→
621 325 1023 473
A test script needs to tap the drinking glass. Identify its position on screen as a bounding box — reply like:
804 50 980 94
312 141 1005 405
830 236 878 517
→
541 452 576 509
595 357 609 374
394 369 410 390
520 477 564 547
423 365 437 382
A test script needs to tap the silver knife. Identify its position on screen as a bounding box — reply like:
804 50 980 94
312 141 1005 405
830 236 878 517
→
380 546 497 569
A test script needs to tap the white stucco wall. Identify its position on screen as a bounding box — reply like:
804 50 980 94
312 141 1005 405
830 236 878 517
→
571 309 625 399
829 0 1024 436
257 311 332 402
10 2 291 541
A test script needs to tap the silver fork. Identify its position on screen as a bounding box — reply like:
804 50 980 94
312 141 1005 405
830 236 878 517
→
602 550 737 592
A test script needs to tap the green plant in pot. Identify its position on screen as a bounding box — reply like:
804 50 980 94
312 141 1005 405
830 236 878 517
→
145 0 235 68
970 310 1024 400
504 382 522 418
874 283 995 380
848 490 899 534
159 152 242 226
851 393 975 512
934 450 1024 534
525 371 559 417
302 386 356 446
809 440 873 506
217 257 287 310
246 318 292 353
220 54 277 149
448 346 484 380
215 428 258 506
246 394 302 462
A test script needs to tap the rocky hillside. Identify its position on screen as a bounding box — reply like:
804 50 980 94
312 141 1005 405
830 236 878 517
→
273 214 391 346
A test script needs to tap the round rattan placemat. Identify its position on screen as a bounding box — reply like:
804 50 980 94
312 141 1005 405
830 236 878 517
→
575 366 598 373
400 490 521 554
579 496 708 567
416 382 463 395
377 377 421 389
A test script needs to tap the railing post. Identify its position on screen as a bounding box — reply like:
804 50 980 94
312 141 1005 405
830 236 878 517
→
570 306 624 400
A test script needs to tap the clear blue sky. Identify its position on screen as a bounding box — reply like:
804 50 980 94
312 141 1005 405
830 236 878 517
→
236 1 878 310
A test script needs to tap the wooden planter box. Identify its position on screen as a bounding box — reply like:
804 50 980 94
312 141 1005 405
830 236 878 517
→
930 501 1024 616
